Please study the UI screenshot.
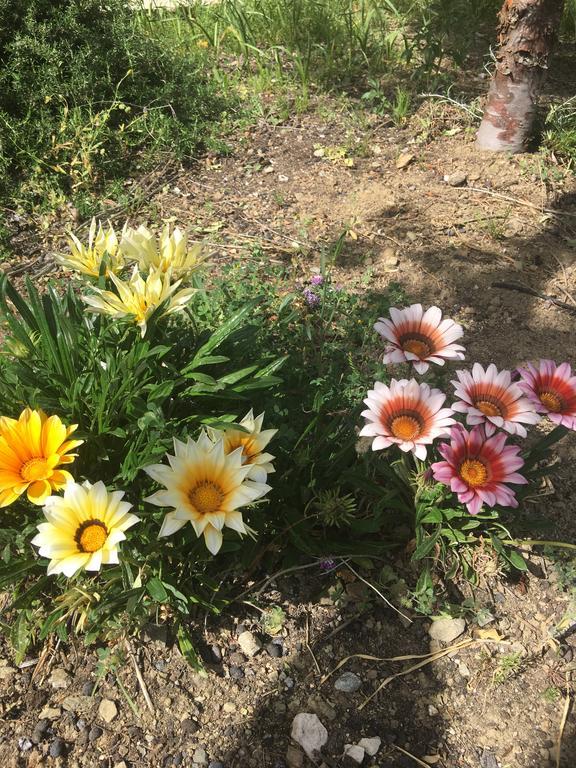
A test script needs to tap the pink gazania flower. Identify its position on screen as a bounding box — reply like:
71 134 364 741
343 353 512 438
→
374 304 465 374
452 363 540 438
359 379 455 460
517 360 576 430
432 424 528 515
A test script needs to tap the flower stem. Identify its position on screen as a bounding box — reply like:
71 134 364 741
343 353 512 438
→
502 539 576 552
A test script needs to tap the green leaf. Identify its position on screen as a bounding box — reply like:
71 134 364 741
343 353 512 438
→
412 526 441 560
503 549 528 572
146 577 169 603
176 624 207 676
11 611 32 665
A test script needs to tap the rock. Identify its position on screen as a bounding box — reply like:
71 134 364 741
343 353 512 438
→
266 642 282 658
81 681 95 696
334 671 362 693
222 702 236 714
181 718 199 736
444 172 467 187
49 738 66 758
89 725 103 742
291 713 328 759
396 152 415 170
237 631 262 657
285 745 304 768
62 694 91 713
381 247 399 268
39 707 61 720
18 738 33 752
48 668 70 690
114 763 128 768
344 744 365 764
229 665 244 680
306 694 337 722
480 748 499 768
30 719 50 744
210 645 222 663
98 698 118 723
358 737 381 756
208 763 224 768
193 746 208 765
229 651 246 665
428 618 466 643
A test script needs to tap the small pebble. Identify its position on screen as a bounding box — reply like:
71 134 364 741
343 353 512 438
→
18 738 33 752
229 665 244 680
266 643 282 658
211 645 222 663
237 631 262 658
98 698 118 723
181 718 199 736
81 681 95 696
334 671 362 693
49 738 66 758
208 762 225 768
31 719 50 744
193 746 208 765
89 725 103 742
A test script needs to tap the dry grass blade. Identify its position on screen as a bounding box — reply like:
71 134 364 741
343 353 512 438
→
125 639 155 715
555 680 571 768
391 743 436 767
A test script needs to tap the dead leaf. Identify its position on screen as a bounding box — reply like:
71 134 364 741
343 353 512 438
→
396 152 415 170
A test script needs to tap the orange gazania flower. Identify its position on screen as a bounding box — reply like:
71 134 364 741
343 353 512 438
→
452 363 540 438
359 378 455 460
0 408 83 507
375 304 465 374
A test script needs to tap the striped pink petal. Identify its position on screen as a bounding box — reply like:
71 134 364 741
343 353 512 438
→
517 360 576 430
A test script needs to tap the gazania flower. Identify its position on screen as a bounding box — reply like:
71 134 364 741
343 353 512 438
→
375 304 465 374
208 410 277 483
452 363 540 437
432 424 527 515
517 360 576 430
359 379 455 460
144 432 271 555
120 224 206 279
0 408 83 507
56 218 125 277
82 265 195 337
32 481 139 577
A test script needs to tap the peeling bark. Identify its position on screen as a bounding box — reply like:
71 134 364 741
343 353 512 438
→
476 0 565 152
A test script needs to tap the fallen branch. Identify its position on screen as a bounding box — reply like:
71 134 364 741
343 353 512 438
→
492 281 576 316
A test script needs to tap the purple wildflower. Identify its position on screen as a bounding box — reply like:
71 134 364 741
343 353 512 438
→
310 274 324 286
319 558 337 572
303 289 320 307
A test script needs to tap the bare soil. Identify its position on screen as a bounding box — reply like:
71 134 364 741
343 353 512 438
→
2 58 576 768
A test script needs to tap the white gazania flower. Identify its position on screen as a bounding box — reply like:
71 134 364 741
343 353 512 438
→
452 363 540 437
375 304 465 374
120 224 206 279
208 410 277 483
359 378 455 460
56 218 125 277
31 481 139 577
82 265 195 337
144 432 271 555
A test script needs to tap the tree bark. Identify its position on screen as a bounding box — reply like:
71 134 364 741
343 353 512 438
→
476 0 565 152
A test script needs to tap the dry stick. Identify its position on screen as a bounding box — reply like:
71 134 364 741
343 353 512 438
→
344 561 412 624
391 744 435 768
556 681 572 768
467 186 576 219
124 639 155 716
492 281 576 316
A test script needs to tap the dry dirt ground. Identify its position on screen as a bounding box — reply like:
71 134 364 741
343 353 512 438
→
2 57 576 768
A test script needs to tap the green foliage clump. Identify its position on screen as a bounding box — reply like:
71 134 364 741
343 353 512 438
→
0 0 225 205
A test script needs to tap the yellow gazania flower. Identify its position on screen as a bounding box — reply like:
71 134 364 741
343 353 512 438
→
32 481 140 577
0 408 83 507
144 431 271 555
208 410 277 483
56 218 125 277
82 265 196 337
120 224 206 280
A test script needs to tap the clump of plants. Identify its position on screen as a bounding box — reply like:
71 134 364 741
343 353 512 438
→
0 0 224 207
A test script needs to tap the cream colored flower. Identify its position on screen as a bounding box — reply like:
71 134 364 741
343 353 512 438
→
82 265 195 336
208 410 276 483
144 432 270 555
56 218 125 277
120 224 206 279
32 481 140 577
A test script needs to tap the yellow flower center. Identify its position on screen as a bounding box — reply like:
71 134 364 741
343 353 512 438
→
539 391 562 413
402 338 431 359
76 520 108 553
459 459 488 487
189 481 224 515
390 415 422 441
20 457 52 482
474 399 502 418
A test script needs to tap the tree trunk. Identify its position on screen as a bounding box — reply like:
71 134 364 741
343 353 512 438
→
476 0 564 152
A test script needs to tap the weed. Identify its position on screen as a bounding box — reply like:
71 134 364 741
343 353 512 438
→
493 652 524 685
